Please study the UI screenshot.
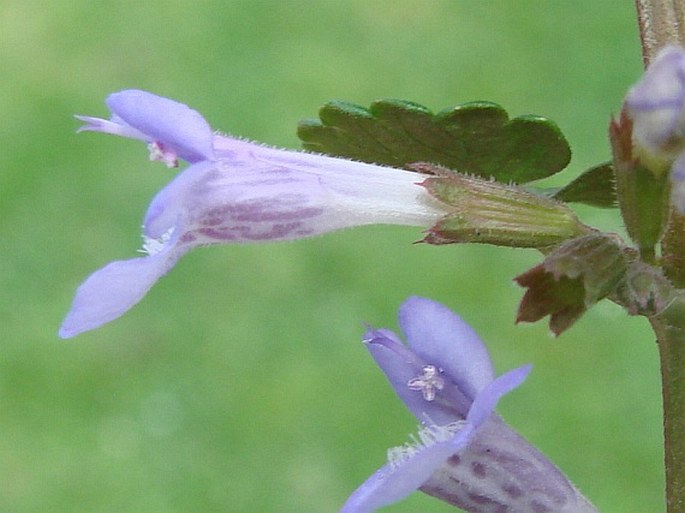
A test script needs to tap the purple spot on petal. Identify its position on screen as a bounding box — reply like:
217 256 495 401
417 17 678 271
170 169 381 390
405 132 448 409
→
470 461 487 479
530 500 552 513
480 446 569 506
466 493 508 513
502 484 524 499
447 454 461 467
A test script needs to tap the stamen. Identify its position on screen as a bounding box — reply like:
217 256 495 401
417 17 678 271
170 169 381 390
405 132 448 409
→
147 141 179 168
407 365 445 401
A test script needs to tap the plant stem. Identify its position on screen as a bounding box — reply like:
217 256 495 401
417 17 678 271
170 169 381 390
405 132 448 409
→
650 294 685 513
634 3 685 512
662 212 685 288
635 0 685 65
656 217 685 513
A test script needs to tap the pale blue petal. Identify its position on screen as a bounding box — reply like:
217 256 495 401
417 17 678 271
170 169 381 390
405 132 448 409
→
365 328 471 425
626 46 685 110
466 364 532 427
398 296 494 399
75 115 148 140
58 244 184 339
626 47 685 152
106 89 215 162
341 425 475 513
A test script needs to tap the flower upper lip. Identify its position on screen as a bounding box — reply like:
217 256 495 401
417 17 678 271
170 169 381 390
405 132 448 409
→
77 89 216 163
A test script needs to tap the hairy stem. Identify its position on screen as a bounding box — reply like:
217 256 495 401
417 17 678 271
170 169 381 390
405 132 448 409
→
650 294 685 513
662 212 685 288
633 4 685 512
635 0 685 65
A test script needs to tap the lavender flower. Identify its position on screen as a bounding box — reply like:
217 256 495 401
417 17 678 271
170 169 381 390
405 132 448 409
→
625 45 685 211
626 46 685 159
343 296 598 513
59 90 447 338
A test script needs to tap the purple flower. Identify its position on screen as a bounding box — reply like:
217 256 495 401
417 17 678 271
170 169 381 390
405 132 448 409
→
625 45 685 211
342 296 598 513
59 91 448 338
625 46 685 159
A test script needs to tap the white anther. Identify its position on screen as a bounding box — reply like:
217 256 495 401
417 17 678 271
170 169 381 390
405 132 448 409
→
407 365 445 401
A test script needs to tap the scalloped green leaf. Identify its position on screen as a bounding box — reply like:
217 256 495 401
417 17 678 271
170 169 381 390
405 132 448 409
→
544 163 616 208
297 99 571 184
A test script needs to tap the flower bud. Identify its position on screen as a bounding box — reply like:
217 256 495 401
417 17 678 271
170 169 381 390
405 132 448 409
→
625 45 685 165
609 111 671 257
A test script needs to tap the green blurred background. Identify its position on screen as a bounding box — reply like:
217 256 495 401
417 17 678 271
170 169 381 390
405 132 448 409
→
0 1 662 512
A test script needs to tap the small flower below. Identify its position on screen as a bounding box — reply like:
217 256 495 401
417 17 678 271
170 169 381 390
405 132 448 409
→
624 45 685 212
341 296 600 513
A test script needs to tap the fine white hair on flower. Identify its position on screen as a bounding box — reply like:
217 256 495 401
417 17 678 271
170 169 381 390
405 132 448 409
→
139 227 175 256
387 421 466 470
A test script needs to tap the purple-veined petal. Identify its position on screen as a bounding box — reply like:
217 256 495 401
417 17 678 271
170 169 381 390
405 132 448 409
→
105 89 215 162
398 296 495 399
341 423 475 513
58 237 184 339
144 152 444 245
212 135 446 227
143 159 331 244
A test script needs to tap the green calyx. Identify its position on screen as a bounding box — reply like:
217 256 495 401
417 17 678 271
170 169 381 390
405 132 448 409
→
418 167 587 247
610 110 672 260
